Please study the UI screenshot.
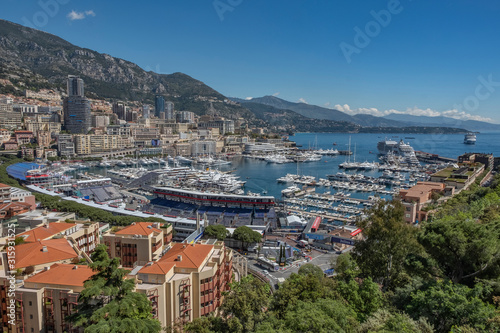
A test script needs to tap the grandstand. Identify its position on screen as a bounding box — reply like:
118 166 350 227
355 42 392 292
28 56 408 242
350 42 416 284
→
144 197 276 228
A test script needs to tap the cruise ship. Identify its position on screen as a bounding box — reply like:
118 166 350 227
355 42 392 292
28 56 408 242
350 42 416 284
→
464 132 477 145
377 139 419 165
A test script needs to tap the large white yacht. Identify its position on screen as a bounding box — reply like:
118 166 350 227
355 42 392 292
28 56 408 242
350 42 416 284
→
464 132 477 144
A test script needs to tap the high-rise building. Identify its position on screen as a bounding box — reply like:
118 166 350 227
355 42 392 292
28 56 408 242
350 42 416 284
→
142 104 150 119
112 102 126 120
155 95 165 118
67 75 84 97
176 111 195 123
63 76 91 134
165 101 174 120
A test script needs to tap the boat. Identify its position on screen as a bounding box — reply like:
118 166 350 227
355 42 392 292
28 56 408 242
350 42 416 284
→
377 139 419 165
464 132 476 145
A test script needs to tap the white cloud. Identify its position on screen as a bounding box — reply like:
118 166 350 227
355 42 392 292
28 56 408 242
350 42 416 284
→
332 103 494 122
67 10 96 21
324 102 331 107
245 97 253 100
272 92 280 97
298 98 308 104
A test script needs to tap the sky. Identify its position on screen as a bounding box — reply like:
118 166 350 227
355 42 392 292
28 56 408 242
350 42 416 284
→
2 0 500 123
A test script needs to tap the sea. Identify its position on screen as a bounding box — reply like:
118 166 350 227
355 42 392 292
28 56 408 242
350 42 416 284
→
74 132 500 200
228 132 500 198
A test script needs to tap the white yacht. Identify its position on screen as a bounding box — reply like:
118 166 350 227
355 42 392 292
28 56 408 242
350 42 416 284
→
464 132 477 144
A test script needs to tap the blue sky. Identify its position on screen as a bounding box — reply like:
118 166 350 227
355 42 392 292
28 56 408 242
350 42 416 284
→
3 0 500 122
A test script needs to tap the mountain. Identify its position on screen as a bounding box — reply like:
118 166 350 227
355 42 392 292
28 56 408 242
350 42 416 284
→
233 96 406 127
383 114 500 132
0 19 252 120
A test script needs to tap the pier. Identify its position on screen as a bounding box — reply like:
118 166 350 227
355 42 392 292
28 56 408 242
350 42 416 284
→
415 151 456 164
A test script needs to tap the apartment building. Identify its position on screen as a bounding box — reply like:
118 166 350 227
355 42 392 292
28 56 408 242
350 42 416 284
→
74 134 133 155
135 240 233 327
16 221 99 255
398 181 446 224
103 222 172 268
1 263 94 333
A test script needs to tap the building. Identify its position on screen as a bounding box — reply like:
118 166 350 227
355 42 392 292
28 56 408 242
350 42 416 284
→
112 102 126 120
135 240 233 326
24 114 62 136
2 210 75 236
398 182 446 224
0 109 22 129
25 89 62 101
67 75 84 97
57 134 75 157
103 222 173 268
198 119 235 135
16 220 99 255
132 127 160 146
0 263 95 332
430 163 485 190
106 124 131 137
155 95 165 118
2 238 79 273
74 134 133 155
143 104 151 119
244 142 277 154
14 130 34 146
165 101 175 120
176 111 195 124
92 114 110 128
191 140 217 156
63 76 91 134
36 131 51 148
458 153 494 171
12 103 39 115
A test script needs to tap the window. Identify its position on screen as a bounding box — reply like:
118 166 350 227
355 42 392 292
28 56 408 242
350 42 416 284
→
30 314 33 319
29 301 32 306
406 214 411 218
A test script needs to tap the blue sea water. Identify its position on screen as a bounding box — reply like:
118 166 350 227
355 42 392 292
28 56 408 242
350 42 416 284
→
73 132 500 200
231 132 500 198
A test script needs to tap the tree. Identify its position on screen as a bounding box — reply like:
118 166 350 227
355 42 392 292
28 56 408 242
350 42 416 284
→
67 245 161 332
352 200 423 290
393 280 497 333
271 272 338 319
232 226 262 249
358 309 433 333
418 217 500 284
220 276 270 333
298 263 324 279
204 224 229 241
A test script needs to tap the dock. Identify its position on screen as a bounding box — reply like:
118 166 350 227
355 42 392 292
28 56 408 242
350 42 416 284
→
415 151 456 164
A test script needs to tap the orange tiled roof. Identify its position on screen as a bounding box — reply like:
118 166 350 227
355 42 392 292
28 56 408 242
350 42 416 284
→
138 261 176 275
14 239 78 269
115 222 161 236
0 183 10 188
17 222 75 242
158 243 214 269
24 263 94 287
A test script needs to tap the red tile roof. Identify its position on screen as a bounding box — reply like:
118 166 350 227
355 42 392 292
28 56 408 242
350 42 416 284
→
115 222 161 236
14 239 78 269
158 243 214 269
24 263 94 287
138 261 176 275
17 222 74 242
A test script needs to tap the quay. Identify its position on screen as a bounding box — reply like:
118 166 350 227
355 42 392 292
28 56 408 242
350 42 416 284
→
416 151 456 164
287 209 355 224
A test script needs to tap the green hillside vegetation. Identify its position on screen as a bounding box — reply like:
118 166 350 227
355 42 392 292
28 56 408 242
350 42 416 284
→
184 174 500 333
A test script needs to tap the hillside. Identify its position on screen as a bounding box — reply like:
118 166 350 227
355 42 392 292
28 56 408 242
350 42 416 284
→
0 19 253 120
384 114 500 132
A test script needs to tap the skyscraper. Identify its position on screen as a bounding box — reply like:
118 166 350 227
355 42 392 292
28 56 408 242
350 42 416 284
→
142 105 150 119
63 76 91 134
67 75 84 97
155 95 165 118
165 101 174 120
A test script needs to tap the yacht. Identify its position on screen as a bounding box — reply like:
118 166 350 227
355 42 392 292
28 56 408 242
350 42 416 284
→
464 132 477 144
377 139 419 165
